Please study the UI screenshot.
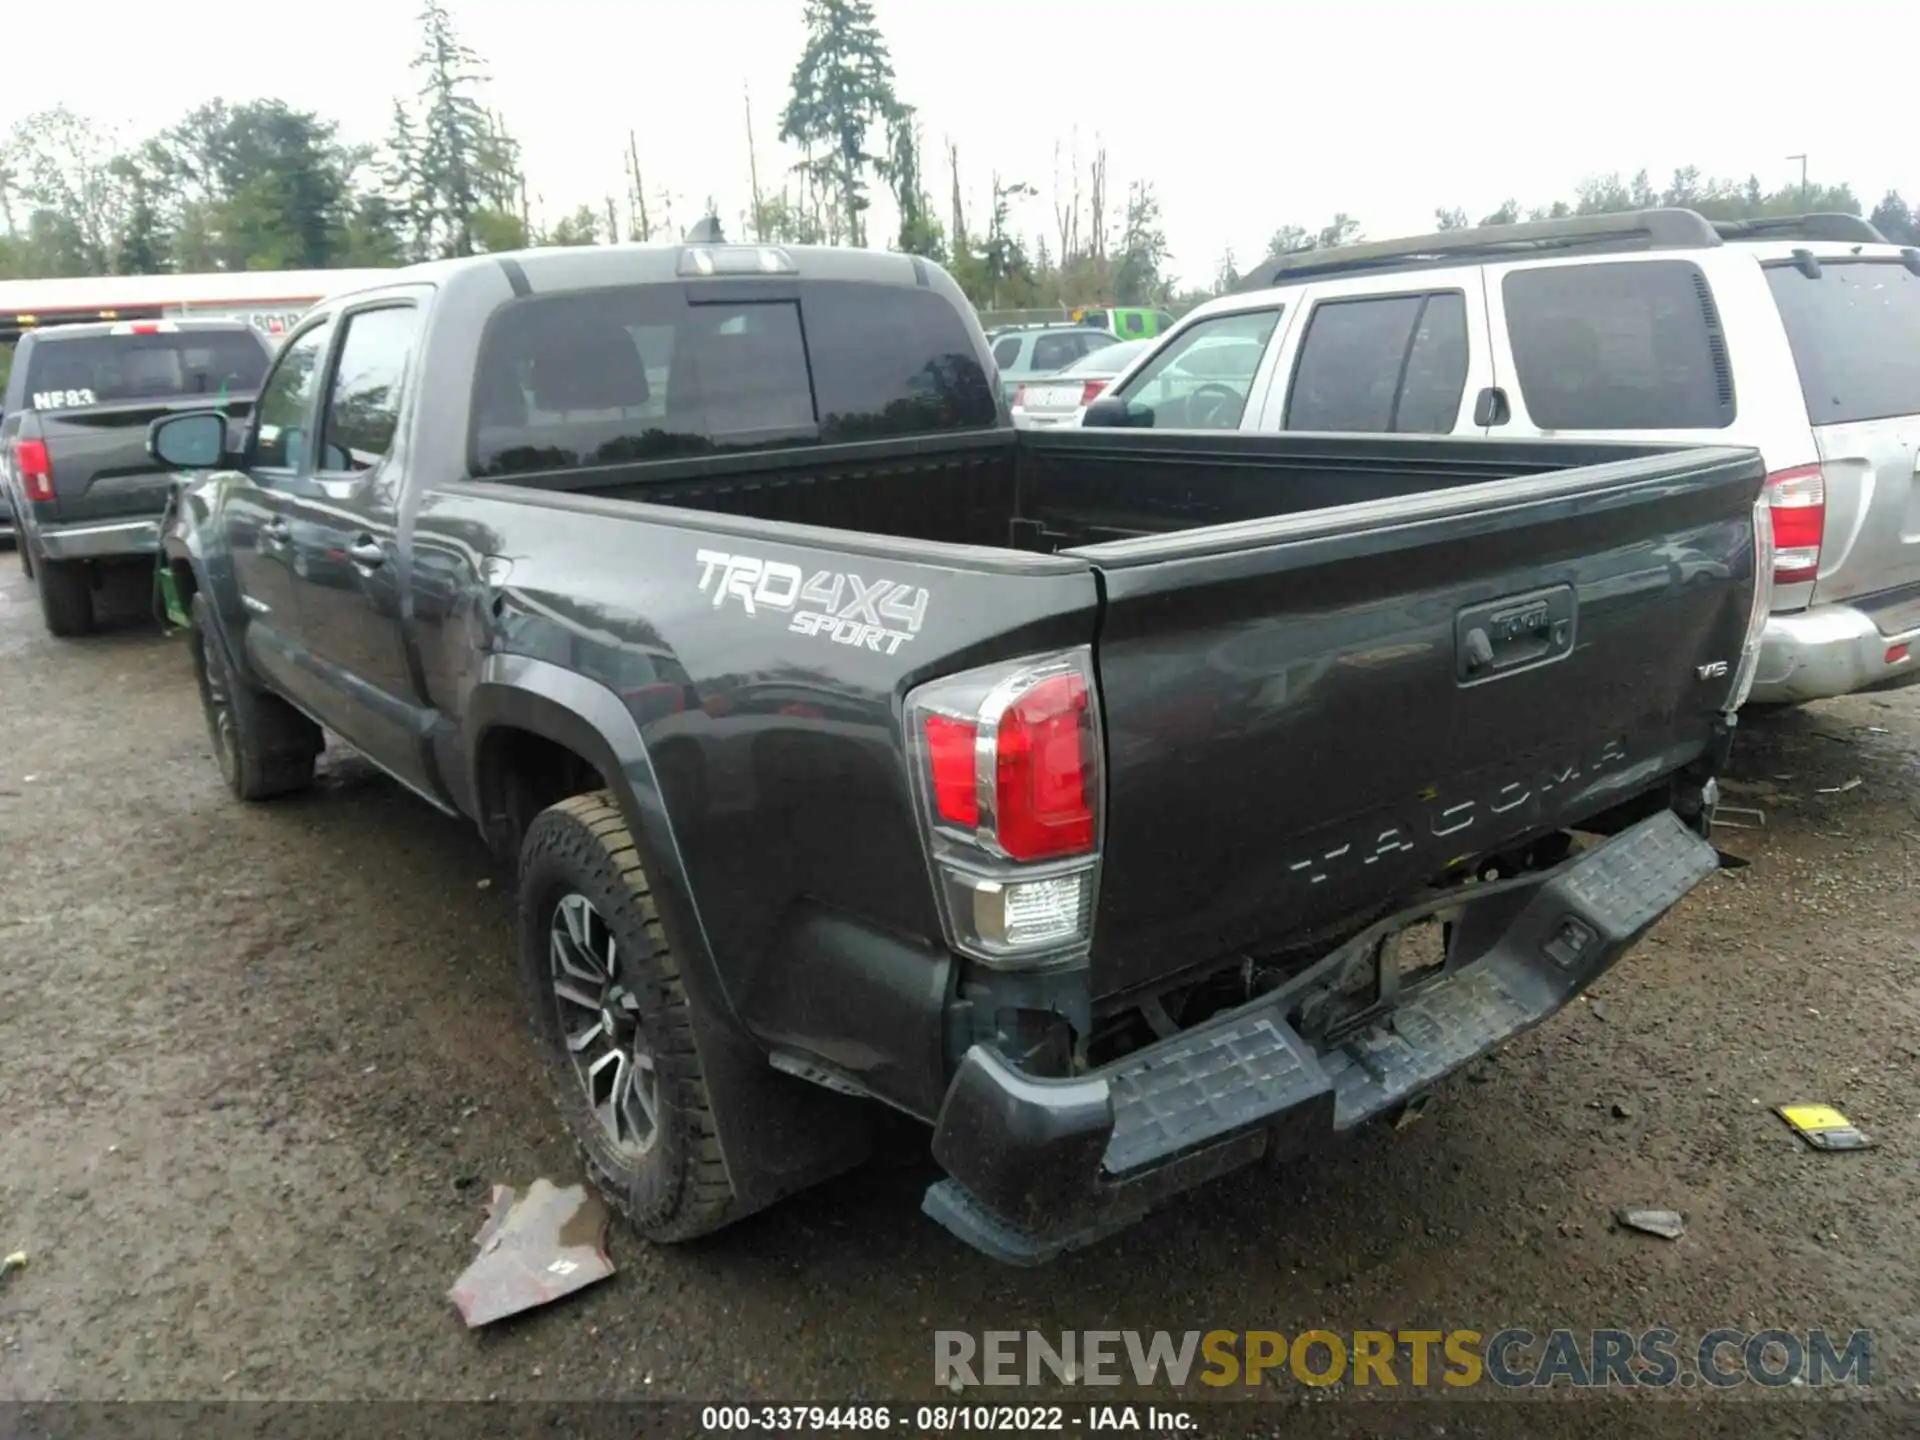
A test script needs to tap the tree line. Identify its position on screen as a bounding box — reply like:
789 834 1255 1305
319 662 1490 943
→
1 0 1914 316
1238 173 1919 296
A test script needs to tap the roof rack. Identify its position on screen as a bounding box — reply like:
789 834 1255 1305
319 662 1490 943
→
986 319 1101 333
1710 213 1888 244
1231 208 1724 292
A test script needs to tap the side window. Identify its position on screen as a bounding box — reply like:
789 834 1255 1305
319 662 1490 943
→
1285 292 1469 433
992 336 1023 369
1502 260 1733 430
1114 308 1282 430
1392 292 1470 433
1285 295 1425 432
318 306 420 474
249 321 333 473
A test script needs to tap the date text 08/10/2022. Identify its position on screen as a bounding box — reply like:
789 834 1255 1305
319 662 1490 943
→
697 1406 1192 1433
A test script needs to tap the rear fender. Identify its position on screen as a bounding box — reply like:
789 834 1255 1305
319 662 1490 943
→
464 654 873 1218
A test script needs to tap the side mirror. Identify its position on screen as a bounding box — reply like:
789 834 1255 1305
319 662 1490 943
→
1081 396 1141 429
148 411 228 470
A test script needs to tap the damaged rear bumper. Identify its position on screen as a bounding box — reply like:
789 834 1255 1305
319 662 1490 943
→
923 809 1719 1265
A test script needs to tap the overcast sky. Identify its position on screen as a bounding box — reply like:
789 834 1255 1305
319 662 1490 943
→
6 0 1915 285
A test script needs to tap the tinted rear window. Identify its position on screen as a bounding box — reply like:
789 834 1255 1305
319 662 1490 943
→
23 330 267 408
1031 332 1100 371
1285 291 1467 434
470 280 996 478
1502 260 1734 430
1766 260 1920 425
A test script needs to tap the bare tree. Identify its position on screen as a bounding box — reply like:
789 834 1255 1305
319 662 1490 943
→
947 139 966 252
744 87 764 242
1087 142 1107 261
626 130 650 241
1053 140 1070 264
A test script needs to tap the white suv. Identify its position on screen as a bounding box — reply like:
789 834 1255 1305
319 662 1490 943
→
1086 210 1920 707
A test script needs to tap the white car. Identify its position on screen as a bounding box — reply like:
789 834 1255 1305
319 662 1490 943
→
1084 209 1920 707
1009 338 1152 429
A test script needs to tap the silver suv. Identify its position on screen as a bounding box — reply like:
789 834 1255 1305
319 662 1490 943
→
1089 209 1920 707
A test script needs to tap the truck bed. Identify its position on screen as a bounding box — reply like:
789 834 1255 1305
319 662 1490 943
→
447 428 1762 1009
497 426 1690 555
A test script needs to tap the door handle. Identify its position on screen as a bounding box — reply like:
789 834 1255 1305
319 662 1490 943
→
1471 387 1511 428
347 537 386 567
263 518 291 543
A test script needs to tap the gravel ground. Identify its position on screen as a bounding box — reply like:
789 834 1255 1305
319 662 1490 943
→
0 553 1916 1425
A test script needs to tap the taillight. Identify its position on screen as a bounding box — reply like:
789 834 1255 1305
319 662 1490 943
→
16 439 53 503
1079 380 1108 406
907 649 1102 969
925 713 981 826
1726 491 1776 712
991 673 1094 860
1011 385 1028 409
1766 464 1824 586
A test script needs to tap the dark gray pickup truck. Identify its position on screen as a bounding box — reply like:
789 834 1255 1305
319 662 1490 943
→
0 318 272 635
148 242 1771 1264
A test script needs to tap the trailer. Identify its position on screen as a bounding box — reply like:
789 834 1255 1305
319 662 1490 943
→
0 268 395 349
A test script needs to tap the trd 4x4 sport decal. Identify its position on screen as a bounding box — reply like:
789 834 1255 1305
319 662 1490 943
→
695 549 929 655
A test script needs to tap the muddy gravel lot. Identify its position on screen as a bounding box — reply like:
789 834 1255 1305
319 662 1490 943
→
1 555 1916 1427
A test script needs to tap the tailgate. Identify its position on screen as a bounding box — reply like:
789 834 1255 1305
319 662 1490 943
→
34 399 251 524
1804 413 1920 608
1080 447 1765 1000
1763 255 1920 608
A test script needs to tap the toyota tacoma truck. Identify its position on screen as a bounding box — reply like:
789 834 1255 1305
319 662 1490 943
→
1 318 272 636
147 242 1771 1264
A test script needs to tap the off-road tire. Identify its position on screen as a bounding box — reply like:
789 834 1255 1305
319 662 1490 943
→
34 551 94 637
518 791 736 1242
188 591 322 800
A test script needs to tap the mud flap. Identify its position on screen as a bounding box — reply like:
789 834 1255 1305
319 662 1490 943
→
153 483 190 631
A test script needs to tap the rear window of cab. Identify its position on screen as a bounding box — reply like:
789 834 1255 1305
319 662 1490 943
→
468 281 998 478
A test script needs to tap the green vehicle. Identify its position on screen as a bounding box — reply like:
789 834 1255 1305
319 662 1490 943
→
1071 306 1177 340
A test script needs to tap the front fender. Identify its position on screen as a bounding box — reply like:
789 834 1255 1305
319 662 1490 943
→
463 655 873 1217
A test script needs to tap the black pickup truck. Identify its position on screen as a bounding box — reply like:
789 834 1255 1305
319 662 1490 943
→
148 242 1770 1264
0 318 271 635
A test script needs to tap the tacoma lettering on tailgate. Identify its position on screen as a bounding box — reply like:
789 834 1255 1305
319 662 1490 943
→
695 549 929 655
1285 735 1631 888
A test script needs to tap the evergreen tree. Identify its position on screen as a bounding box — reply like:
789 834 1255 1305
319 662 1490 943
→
1869 190 1917 244
399 1 523 257
779 0 900 248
